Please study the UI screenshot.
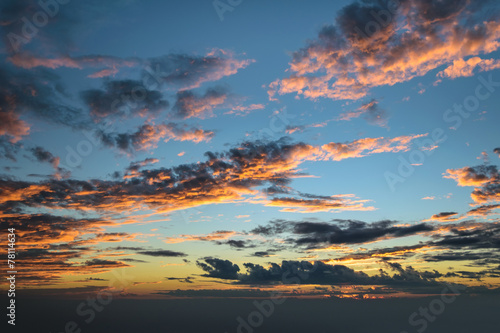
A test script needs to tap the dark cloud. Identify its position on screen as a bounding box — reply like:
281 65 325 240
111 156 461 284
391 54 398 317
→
0 137 21 161
215 239 256 249
424 251 500 263
30 146 57 165
431 222 500 250
138 250 187 257
84 259 125 267
80 80 169 120
466 204 500 217
144 51 252 90
196 258 450 291
165 276 195 284
251 219 434 248
251 249 280 258
425 211 459 221
196 258 240 280
494 148 500 158
0 62 87 139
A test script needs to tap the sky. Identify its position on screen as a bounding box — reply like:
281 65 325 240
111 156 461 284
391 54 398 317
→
0 0 500 331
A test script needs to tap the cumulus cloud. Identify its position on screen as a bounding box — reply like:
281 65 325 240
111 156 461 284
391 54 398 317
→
437 57 500 79
0 136 423 217
197 258 240 280
268 0 500 101
196 258 448 291
444 165 498 187
444 165 500 204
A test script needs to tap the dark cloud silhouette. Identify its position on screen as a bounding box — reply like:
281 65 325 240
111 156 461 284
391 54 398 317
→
195 258 451 291
251 219 434 248
196 258 240 280
138 250 187 257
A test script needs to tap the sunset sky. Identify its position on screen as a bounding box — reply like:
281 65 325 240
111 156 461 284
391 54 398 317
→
1 0 500 313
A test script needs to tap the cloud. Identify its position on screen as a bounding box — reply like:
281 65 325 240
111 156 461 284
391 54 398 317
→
224 104 265 116
195 258 449 292
0 210 136 284
138 250 187 257
123 158 160 178
0 110 30 142
80 80 169 120
215 240 256 249
173 86 228 119
8 50 252 89
8 53 139 73
251 250 279 258
338 99 388 127
0 136 423 221
444 165 498 187
437 57 500 79
268 0 500 101
466 204 500 217
0 63 87 136
494 148 500 158
251 219 434 248
265 196 375 213
97 122 214 153
423 212 460 222
165 231 239 244
0 137 21 161
321 134 426 161
431 221 500 250
444 164 500 204
29 146 71 179
196 258 240 280
144 49 254 90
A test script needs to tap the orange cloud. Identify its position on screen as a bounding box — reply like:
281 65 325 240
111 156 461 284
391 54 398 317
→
444 166 498 187
321 134 426 161
266 197 375 213
0 110 30 142
437 57 500 79
268 1 500 101
422 212 460 222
